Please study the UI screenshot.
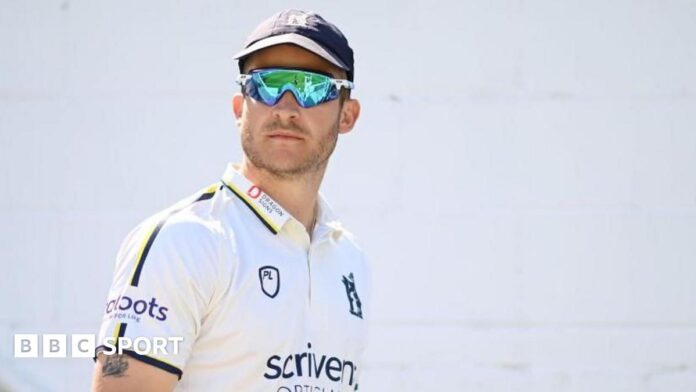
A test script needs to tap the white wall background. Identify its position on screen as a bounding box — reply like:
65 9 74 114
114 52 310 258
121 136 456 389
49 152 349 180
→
1 0 695 391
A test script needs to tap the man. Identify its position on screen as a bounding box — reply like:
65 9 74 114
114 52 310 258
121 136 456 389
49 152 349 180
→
91 9 370 392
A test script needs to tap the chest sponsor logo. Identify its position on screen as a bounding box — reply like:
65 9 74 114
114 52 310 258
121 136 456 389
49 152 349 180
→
342 273 363 319
264 342 357 389
259 266 280 298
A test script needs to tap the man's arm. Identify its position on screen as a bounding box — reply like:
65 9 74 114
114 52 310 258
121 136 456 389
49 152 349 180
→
91 352 178 392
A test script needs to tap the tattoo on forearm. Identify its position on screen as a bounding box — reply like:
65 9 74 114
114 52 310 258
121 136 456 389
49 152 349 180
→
102 354 129 377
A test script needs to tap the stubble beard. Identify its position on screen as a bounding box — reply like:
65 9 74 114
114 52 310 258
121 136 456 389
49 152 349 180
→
241 117 340 181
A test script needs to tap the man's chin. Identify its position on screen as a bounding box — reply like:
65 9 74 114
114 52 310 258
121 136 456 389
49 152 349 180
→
244 149 326 179
254 160 315 179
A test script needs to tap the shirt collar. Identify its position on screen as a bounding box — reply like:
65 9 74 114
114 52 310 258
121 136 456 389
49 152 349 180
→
315 193 345 241
220 163 344 240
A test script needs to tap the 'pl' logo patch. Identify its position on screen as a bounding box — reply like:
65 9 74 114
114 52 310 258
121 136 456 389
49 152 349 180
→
259 266 280 298
342 273 363 319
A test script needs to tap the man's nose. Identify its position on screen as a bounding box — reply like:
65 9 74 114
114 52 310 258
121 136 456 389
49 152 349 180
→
271 91 301 121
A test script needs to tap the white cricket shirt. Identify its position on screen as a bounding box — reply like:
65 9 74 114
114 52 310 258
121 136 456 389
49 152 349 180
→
96 163 371 392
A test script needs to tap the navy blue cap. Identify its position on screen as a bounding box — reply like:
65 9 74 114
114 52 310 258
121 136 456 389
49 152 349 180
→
234 9 354 81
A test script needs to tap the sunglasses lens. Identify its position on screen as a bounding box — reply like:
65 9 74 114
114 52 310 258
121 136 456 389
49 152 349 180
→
247 69 339 108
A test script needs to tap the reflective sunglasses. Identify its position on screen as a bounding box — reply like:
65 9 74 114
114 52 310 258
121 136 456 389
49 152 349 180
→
236 68 354 109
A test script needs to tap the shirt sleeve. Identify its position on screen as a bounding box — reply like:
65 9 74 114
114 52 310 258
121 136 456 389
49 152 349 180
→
95 212 226 379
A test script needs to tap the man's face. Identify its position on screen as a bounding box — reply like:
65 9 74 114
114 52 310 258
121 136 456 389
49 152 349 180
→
232 44 359 180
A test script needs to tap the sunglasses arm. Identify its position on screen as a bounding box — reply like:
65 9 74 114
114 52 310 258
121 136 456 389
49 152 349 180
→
236 74 251 85
332 79 354 91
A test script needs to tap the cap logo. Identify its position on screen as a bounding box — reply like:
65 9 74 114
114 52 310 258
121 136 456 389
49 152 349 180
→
286 13 310 27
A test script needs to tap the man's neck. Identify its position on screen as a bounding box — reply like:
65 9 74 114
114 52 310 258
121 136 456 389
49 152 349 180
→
240 158 325 235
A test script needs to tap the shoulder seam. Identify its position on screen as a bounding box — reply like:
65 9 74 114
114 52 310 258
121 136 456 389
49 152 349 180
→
128 183 219 287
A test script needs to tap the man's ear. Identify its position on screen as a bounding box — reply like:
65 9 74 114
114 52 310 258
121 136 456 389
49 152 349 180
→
338 98 361 135
232 93 244 120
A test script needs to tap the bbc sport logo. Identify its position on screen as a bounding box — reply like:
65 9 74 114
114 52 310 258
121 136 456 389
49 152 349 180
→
14 334 183 358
